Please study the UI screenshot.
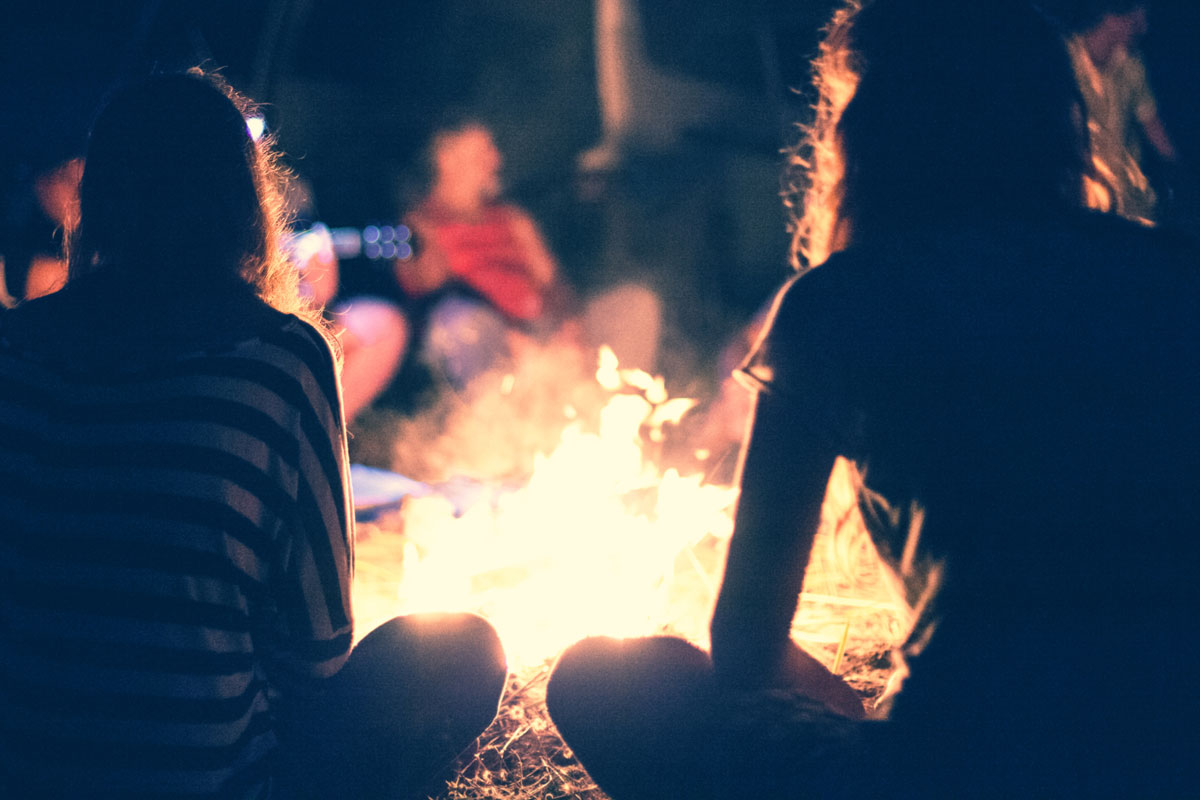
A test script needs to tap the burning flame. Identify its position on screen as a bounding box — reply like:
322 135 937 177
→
353 346 917 705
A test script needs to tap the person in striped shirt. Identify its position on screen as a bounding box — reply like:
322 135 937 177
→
0 70 506 799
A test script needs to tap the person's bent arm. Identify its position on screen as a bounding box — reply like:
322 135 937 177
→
395 212 453 296
295 228 340 309
268 322 355 705
1140 113 1178 163
710 389 865 719
505 207 558 287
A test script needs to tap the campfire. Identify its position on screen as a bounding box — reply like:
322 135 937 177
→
350 343 919 798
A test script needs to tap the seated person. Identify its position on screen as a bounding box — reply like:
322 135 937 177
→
0 156 82 306
285 178 409 426
397 117 661 389
545 2 1200 798
0 69 506 799
1063 0 1178 221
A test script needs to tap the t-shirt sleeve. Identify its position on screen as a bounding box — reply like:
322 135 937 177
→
269 321 355 694
736 270 865 454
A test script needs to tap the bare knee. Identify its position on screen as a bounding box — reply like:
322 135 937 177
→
334 297 409 356
583 283 662 372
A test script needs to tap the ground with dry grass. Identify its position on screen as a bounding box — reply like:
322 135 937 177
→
348 342 914 799
435 665 606 800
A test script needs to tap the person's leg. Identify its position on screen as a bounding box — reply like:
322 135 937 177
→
581 283 662 374
545 635 718 800
294 613 507 800
330 297 409 424
546 635 870 800
420 294 511 390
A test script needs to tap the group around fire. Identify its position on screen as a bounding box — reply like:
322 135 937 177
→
1 0 1197 798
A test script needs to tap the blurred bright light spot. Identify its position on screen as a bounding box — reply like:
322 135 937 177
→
246 116 266 141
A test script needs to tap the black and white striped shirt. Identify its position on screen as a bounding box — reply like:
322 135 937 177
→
0 278 354 798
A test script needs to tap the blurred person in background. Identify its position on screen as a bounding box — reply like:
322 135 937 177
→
0 156 82 306
1062 0 1178 221
546 1 1200 797
284 177 410 426
0 69 505 799
397 117 662 390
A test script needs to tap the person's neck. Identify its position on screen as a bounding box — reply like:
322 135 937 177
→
430 183 487 217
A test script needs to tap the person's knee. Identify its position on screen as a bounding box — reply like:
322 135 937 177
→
545 636 621 746
422 295 511 387
404 612 508 733
583 283 662 372
360 613 506 679
547 636 719 800
547 635 712 732
605 283 662 325
371 303 410 356
334 296 409 353
418 612 508 691
547 636 619 702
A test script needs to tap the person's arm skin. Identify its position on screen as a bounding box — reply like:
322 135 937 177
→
710 389 866 719
394 211 453 296
270 331 356 786
297 234 340 309
1140 113 1178 163
506 207 558 287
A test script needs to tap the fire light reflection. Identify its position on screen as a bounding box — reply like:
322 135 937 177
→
352 347 915 710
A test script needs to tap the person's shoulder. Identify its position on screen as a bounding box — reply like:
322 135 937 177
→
238 309 338 373
764 270 820 325
490 202 537 228
235 311 343 420
777 249 870 297
755 263 855 350
778 238 919 308
1065 211 1198 271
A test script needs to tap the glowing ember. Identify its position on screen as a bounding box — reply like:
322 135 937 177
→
353 346 916 703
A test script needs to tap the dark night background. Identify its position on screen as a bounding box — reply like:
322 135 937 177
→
2 0 1198 382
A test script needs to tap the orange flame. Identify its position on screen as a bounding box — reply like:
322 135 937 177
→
353 346 916 703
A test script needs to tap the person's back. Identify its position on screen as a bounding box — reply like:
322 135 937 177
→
547 1 1200 796
762 210 1200 795
1 71 509 799
0 274 352 797
0 70 358 798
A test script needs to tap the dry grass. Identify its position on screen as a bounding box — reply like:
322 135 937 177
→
349 342 919 799
433 664 607 800
424 649 898 800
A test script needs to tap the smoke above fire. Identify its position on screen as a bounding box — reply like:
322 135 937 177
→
352 342 918 711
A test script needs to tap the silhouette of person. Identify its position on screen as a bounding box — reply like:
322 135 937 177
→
398 118 662 390
1064 0 1178 220
284 177 410 426
546 2 1200 797
0 156 81 306
0 70 505 799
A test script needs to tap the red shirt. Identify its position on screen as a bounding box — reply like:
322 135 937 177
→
421 204 544 321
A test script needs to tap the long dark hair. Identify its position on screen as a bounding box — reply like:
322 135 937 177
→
67 69 308 318
788 0 1093 268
